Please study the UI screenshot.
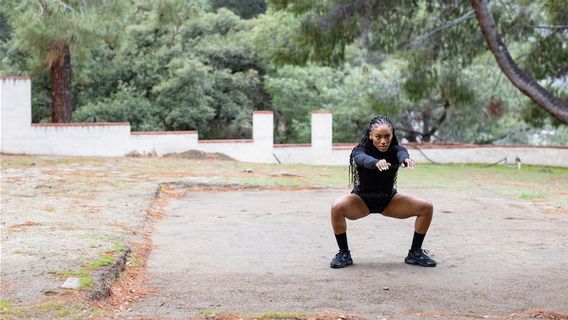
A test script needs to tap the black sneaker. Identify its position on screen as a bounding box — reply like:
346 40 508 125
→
405 249 437 267
330 249 353 268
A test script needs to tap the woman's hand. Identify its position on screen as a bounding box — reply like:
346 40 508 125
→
376 159 391 171
403 158 416 170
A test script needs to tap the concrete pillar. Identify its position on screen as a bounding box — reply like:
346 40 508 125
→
1 77 32 153
253 111 274 163
311 110 332 165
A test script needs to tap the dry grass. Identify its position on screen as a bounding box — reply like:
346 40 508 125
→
8 220 42 231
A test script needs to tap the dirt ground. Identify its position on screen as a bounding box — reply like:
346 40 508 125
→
1 154 567 319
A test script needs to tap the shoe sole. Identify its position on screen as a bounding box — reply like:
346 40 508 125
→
404 258 436 267
330 260 353 269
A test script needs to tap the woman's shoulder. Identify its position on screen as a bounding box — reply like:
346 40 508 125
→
351 145 366 153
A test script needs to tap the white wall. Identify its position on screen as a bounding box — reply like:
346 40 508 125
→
0 78 277 162
405 145 568 167
1 77 567 167
311 111 333 165
252 111 274 163
131 131 198 155
27 123 131 156
1 77 33 153
273 145 312 164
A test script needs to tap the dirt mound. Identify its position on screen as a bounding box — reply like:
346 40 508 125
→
163 150 234 161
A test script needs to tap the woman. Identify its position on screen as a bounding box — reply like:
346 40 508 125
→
330 115 436 268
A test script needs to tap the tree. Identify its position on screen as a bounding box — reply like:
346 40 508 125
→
470 0 568 124
5 1 122 122
267 0 567 142
265 1 486 142
210 0 267 19
72 4 268 139
0 12 10 42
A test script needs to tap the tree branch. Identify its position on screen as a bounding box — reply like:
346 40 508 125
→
475 126 531 144
470 0 568 124
57 0 78 15
521 23 568 30
426 100 450 136
403 10 475 50
36 0 45 16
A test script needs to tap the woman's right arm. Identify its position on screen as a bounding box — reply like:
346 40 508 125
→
352 147 380 170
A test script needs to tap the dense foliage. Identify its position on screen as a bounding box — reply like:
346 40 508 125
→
1 0 566 144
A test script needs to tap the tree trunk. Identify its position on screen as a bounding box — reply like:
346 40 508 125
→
421 108 432 142
470 0 568 125
401 110 418 142
50 43 73 123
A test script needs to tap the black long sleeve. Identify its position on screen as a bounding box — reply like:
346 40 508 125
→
395 145 410 165
351 144 408 193
352 145 409 169
352 146 380 169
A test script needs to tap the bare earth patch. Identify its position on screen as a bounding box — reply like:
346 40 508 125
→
1 154 567 319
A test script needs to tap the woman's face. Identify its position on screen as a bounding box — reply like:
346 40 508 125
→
369 124 393 152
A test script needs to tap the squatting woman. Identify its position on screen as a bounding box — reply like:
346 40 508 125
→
330 115 436 268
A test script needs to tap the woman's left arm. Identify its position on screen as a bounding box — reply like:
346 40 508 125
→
395 145 415 169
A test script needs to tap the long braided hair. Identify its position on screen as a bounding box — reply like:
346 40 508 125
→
349 115 400 188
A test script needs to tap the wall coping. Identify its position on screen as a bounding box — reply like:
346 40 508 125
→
253 111 273 115
274 144 311 148
0 76 31 81
404 143 568 150
311 109 332 114
329 143 568 150
332 144 355 150
32 122 130 127
131 131 197 135
199 139 254 144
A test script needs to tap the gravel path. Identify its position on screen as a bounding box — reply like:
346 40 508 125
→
129 188 568 319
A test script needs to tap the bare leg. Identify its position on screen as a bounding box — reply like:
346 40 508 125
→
382 193 433 234
330 194 370 234
329 194 370 268
382 192 436 267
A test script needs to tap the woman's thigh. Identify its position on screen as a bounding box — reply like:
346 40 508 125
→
382 193 431 219
332 194 370 220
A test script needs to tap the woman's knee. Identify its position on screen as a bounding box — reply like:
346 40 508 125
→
420 200 433 217
331 199 346 218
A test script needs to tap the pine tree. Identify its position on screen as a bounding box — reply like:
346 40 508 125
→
5 1 122 122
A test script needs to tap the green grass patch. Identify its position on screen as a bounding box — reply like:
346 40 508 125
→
76 268 94 288
518 191 546 201
398 163 568 190
89 307 107 318
89 255 114 269
48 270 81 278
0 300 26 318
261 311 311 319
199 308 224 316
111 239 127 253
238 177 303 187
79 274 94 288
35 301 84 318
49 239 124 289
48 269 94 288
0 155 105 168
232 162 348 188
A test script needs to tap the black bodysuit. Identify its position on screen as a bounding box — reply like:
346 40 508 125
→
351 144 410 213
